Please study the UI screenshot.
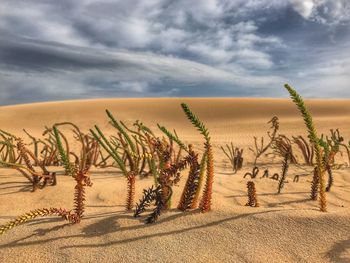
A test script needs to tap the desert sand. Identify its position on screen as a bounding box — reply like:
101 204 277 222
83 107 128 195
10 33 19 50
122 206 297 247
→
0 98 350 263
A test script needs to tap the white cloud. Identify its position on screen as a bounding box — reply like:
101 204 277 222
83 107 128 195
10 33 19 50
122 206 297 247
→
290 0 350 24
290 0 315 18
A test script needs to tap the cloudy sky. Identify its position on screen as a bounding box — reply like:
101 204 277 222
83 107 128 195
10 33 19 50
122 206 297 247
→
1 0 350 105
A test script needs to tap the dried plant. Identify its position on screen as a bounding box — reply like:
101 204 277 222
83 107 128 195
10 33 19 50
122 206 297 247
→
342 140 350 165
244 166 259 179
134 185 171 224
0 134 57 191
310 167 319 200
145 186 169 224
157 149 194 209
325 165 333 192
319 129 343 192
293 135 314 165
285 84 326 212
0 130 21 164
245 181 259 207
249 116 279 165
134 185 159 217
0 126 93 235
221 143 243 173
23 129 40 166
271 135 298 164
0 160 56 191
271 173 279 180
277 147 291 194
261 169 269 178
158 124 198 209
0 138 18 163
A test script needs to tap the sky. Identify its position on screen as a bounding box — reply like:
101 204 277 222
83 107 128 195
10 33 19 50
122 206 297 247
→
0 0 350 105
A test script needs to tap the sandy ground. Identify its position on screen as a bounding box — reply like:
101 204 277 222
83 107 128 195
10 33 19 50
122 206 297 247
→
0 98 350 263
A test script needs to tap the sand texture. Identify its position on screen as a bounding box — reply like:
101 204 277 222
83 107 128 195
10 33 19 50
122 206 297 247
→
0 98 350 263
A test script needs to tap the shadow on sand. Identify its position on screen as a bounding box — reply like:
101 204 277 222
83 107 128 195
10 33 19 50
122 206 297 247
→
0 209 286 250
326 237 350 263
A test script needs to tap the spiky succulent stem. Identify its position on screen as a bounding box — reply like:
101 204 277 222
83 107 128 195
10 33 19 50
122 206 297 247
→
181 103 214 213
16 139 34 172
284 84 326 212
53 126 75 177
0 208 72 235
126 171 136 211
277 147 291 194
73 170 92 222
246 181 259 207
181 103 210 142
134 185 159 217
157 124 189 152
310 166 319 200
325 164 333 192
90 126 127 176
199 142 214 212
146 186 172 224
191 152 207 209
178 149 200 211
106 110 136 153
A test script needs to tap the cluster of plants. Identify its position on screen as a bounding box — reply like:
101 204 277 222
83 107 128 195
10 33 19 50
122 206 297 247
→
237 84 350 212
0 84 349 235
0 103 215 234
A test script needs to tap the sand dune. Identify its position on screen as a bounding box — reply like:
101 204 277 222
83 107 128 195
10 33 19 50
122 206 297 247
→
0 98 350 263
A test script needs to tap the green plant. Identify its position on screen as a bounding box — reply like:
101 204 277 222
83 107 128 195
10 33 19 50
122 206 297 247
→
91 124 135 210
284 84 326 212
191 152 207 209
181 103 213 213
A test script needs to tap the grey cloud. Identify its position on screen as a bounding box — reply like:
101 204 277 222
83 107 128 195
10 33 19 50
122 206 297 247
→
0 0 349 105
290 0 350 24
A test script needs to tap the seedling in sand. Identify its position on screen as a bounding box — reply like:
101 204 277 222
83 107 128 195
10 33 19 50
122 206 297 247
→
221 143 243 173
246 181 259 207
